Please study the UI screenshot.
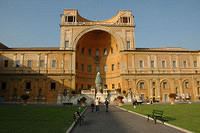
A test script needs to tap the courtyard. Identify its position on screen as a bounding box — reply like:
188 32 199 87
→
1 103 199 133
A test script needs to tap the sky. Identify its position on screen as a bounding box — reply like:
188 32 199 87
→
0 0 200 50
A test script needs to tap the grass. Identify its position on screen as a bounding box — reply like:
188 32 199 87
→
0 105 85 133
122 104 200 133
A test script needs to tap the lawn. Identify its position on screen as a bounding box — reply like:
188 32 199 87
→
122 104 200 133
0 105 85 133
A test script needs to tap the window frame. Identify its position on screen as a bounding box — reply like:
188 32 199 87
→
140 82 145 90
4 60 8 68
87 65 92 72
28 60 32 67
40 60 44 68
173 60 176 68
139 60 143 68
1 82 7 90
162 60 166 68
65 41 69 48
104 65 108 72
111 64 114 71
26 82 31 90
52 60 56 68
51 82 56 91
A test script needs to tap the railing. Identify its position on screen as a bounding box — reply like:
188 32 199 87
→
61 22 135 27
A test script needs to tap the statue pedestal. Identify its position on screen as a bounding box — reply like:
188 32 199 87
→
96 92 106 103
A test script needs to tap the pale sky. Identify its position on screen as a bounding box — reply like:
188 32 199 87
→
0 0 200 50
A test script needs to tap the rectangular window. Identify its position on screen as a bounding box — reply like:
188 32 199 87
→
104 48 107 55
15 60 20 67
164 94 168 102
140 82 144 89
65 41 69 48
81 84 83 89
122 17 128 23
26 82 31 90
173 61 176 68
81 48 85 54
112 84 115 89
28 60 32 67
185 82 189 88
118 62 120 69
153 88 156 96
1 82 6 90
139 60 143 68
40 60 44 67
52 60 56 68
127 41 130 49
51 82 56 91
96 66 99 72
96 49 99 56
194 61 197 67
183 61 187 68
87 65 92 72
81 64 84 71
141 94 145 101
76 62 78 69
111 64 114 71
197 81 200 86
151 60 154 68
118 83 121 89
163 82 167 89
87 84 91 89
104 84 108 89
67 16 74 22
4 60 8 67
104 65 107 72
111 48 114 54
162 60 166 68
88 49 91 55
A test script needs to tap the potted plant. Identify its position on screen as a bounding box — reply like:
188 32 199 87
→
117 95 124 106
122 90 126 96
21 94 30 106
71 90 76 96
169 93 176 104
80 97 87 106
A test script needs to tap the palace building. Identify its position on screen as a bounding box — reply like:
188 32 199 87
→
0 9 200 104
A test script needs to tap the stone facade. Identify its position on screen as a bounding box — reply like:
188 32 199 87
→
0 9 200 104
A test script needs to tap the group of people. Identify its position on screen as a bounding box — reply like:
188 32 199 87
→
91 98 109 112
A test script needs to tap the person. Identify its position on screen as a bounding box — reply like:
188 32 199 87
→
132 99 136 106
91 101 95 112
105 98 109 112
95 97 99 112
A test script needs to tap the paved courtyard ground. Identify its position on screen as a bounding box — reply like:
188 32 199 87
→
71 105 183 133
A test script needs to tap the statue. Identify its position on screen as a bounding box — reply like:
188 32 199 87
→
95 72 103 93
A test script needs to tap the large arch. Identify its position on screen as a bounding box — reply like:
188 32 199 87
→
74 28 122 91
72 26 124 51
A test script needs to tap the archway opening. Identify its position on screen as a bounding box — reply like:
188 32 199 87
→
75 30 121 92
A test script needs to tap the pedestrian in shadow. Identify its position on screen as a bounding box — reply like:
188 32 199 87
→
91 101 95 112
95 97 99 112
105 98 109 112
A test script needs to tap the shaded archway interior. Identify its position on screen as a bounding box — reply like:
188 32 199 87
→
75 30 121 92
